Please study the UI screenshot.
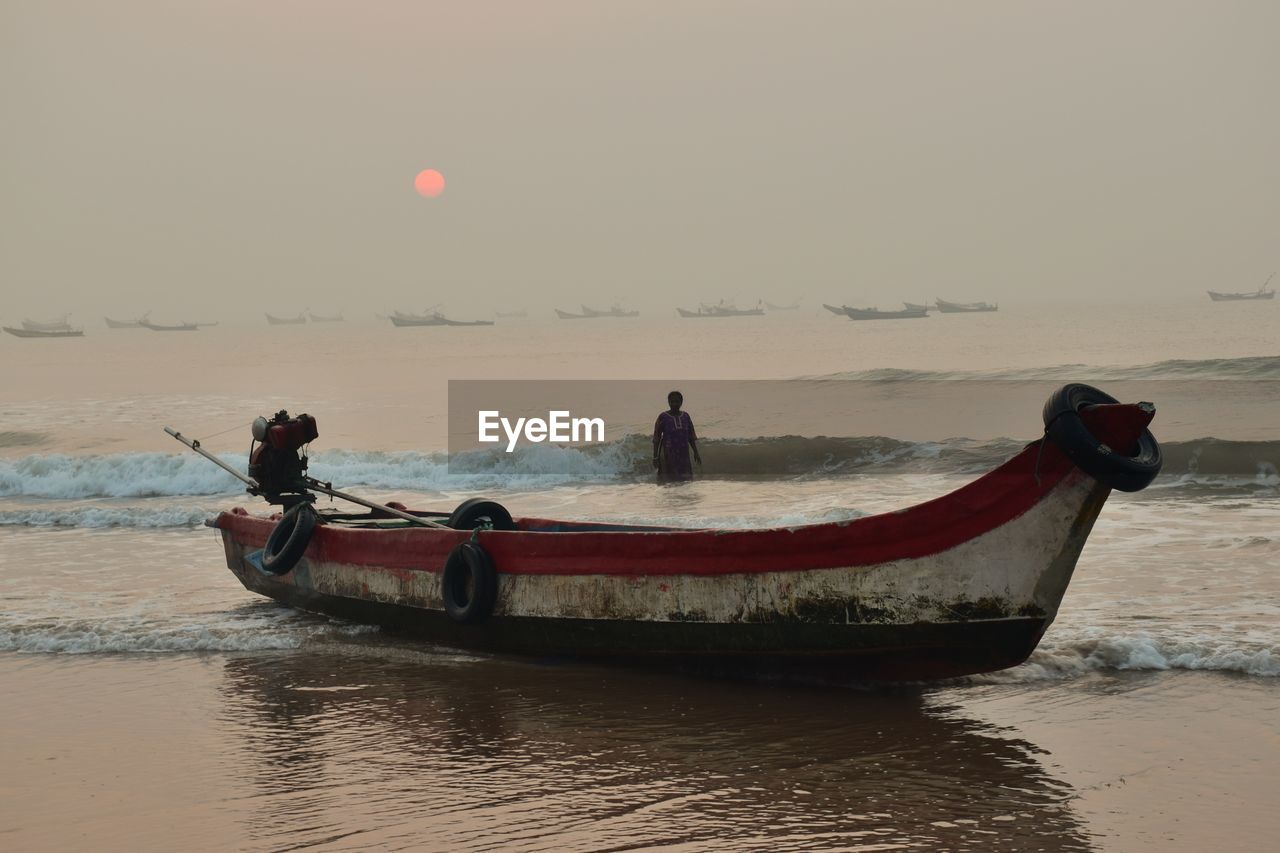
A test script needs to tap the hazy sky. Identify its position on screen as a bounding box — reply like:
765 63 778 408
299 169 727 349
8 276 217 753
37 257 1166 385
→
3 1 1278 319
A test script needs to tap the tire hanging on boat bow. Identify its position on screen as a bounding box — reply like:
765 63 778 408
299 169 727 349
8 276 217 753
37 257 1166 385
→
1043 383 1162 493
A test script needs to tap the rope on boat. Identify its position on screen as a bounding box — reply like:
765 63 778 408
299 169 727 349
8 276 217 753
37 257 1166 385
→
195 420 254 442
1033 432 1048 486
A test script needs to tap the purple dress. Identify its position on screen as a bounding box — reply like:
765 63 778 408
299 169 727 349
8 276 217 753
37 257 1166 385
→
654 410 696 482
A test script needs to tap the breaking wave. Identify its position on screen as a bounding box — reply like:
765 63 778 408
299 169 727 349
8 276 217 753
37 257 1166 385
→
976 629 1280 682
0 435 1276 500
815 354 1280 381
0 451 246 498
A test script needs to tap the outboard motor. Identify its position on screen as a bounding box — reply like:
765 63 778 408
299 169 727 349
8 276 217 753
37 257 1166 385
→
247 410 318 505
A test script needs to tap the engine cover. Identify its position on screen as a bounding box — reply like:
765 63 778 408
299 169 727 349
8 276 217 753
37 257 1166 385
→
247 411 317 501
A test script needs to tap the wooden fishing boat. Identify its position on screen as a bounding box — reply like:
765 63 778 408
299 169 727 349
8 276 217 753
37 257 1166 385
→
4 325 84 338
196 384 1162 681
678 303 765 318
936 299 998 313
266 313 307 325
391 312 493 327
21 316 73 332
391 312 445 326
555 308 590 319
1208 275 1275 302
822 303 847 316
581 304 640 318
441 317 495 327
140 319 199 331
1208 290 1275 301
843 306 929 320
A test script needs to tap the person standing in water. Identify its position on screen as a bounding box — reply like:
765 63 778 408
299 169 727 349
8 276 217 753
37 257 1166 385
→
653 390 701 482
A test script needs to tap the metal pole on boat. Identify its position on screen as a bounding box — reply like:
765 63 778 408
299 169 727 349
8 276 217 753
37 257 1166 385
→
163 427 451 529
163 427 259 488
302 477 451 529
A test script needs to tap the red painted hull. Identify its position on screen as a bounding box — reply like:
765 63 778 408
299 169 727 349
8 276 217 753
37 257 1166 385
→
220 441 1074 576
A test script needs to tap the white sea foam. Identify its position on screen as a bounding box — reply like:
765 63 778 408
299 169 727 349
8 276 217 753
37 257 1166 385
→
1144 470 1280 493
312 443 639 490
0 505 217 528
0 445 642 500
1 436 1275 499
0 452 246 499
0 611 377 655
976 629 1280 682
10 620 1275 677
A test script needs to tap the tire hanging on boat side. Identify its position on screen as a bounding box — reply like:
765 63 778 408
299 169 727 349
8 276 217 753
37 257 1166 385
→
261 502 318 575
1042 383 1162 493
447 498 516 531
441 541 498 624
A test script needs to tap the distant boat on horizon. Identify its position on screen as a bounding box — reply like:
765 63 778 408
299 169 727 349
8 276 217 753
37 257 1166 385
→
936 299 998 313
21 316 73 332
1208 274 1275 302
391 309 439 323
822 303 847 316
581 304 640 318
843 305 929 321
4 325 84 338
678 301 765 318
140 318 199 331
390 311 493 327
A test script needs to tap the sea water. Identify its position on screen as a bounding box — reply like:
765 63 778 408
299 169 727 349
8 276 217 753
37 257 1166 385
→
1 302 1277 850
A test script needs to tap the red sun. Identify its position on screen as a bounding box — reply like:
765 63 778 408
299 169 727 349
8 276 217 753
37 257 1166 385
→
414 169 446 198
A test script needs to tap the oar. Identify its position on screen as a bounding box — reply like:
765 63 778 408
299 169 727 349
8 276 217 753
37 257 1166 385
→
300 477 450 529
164 427 257 488
163 427 449 529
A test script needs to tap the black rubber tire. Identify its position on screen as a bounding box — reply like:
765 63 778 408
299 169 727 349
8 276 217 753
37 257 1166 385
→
441 541 498 624
261 502 317 575
1042 383 1162 493
447 498 515 531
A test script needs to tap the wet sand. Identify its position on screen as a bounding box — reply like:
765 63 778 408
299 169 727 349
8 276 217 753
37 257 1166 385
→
3 650 1276 851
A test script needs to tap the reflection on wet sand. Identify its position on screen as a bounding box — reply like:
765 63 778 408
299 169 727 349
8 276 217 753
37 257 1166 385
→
219 651 1093 850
